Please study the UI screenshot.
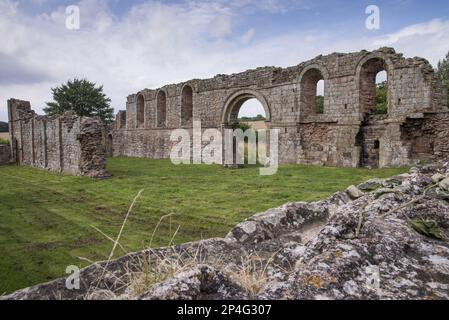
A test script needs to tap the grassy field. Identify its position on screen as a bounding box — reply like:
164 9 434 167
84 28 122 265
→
0 133 9 144
0 157 408 294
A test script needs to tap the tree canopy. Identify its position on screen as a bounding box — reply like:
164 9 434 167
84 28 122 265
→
436 51 449 107
239 114 266 121
44 79 114 122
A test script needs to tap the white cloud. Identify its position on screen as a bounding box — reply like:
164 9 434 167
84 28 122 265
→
0 1 448 123
0 0 17 16
371 19 449 66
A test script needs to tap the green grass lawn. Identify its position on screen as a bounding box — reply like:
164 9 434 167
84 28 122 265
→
0 157 407 294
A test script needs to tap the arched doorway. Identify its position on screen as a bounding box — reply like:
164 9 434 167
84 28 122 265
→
238 98 267 122
222 90 271 126
221 90 270 166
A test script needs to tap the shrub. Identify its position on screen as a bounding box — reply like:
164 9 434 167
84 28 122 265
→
374 81 388 115
315 95 324 114
231 121 251 131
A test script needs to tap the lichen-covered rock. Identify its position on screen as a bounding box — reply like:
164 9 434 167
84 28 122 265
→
439 178 449 192
3 159 449 300
432 173 446 184
346 185 364 199
139 265 247 300
358 178 384 191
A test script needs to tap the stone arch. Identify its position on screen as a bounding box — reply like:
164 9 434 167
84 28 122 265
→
136 94 145 128
221 89 271 125
356 53 394 116
181 84 193 127
157 89 167 128
297 64 329 116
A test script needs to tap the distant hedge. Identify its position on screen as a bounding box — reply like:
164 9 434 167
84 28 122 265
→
0 121 8 132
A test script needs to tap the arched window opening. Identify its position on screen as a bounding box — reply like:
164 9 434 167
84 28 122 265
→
316 79 324 114
118 111 126 129
181 85 193 127
136 94 145 128
360 58 389 116
157 90 167 128
107 134 113 157
374 70 388 115
300 68 325 116
233 98 267 165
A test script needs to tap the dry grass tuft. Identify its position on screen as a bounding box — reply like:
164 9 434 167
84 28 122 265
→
125 246 205 298
83 191 211 299
82 190 287 299
225 251 279 296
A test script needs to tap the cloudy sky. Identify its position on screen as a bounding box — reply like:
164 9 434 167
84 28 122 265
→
1 0 449 121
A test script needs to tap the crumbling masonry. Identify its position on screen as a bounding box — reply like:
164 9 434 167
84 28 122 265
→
7 99 110 178
112 48 449 168
6 48 449 171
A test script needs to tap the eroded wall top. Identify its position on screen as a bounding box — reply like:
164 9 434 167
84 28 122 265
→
119 47 448 130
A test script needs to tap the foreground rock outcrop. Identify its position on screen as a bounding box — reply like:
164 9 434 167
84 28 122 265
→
3 160 449 300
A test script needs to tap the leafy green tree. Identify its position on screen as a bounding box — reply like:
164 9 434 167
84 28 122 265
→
44 79 114 122
374 81 388 115
238 114 266 121
315 95 324 114
436 51 449 107
231 121 251 131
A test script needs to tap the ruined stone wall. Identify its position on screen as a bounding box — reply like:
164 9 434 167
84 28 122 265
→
112 48 449 167
7 99 110 178
0 144 11 165
401 113 449 163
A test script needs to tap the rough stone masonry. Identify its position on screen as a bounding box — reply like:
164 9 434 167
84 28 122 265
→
7 99 110 178
112 47 449 168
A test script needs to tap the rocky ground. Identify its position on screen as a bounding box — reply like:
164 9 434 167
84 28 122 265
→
3 160 449 300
